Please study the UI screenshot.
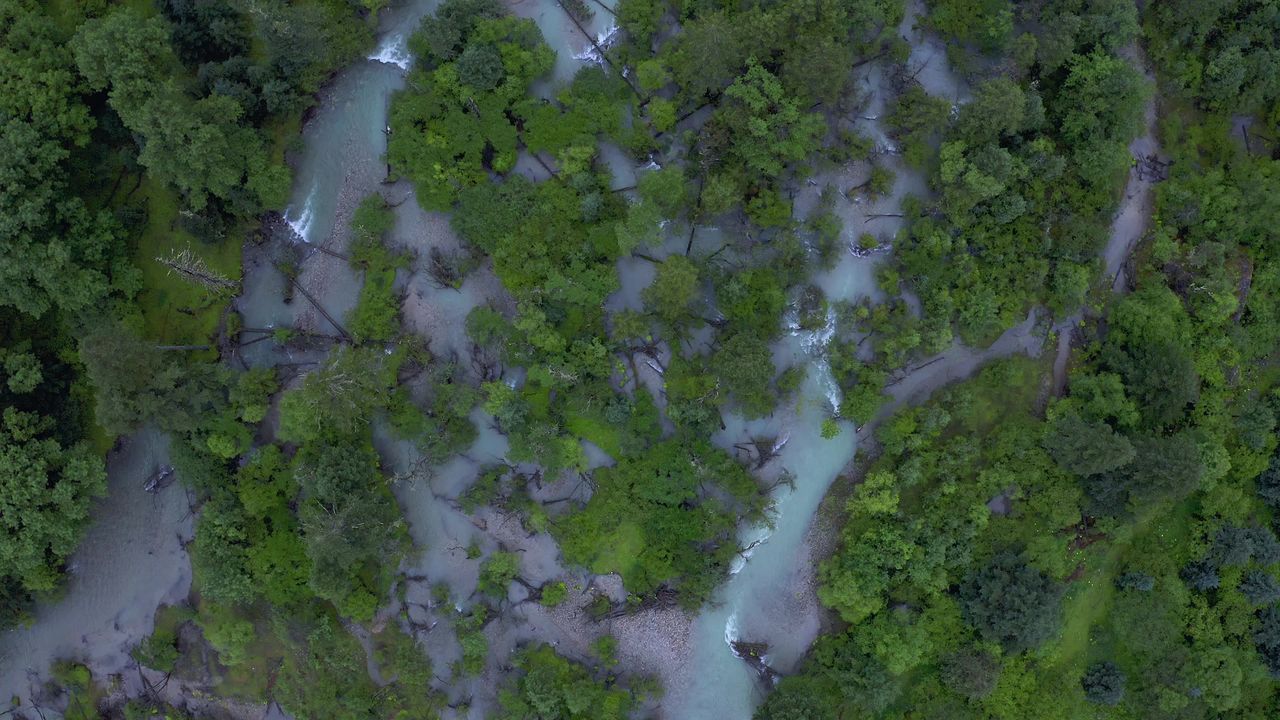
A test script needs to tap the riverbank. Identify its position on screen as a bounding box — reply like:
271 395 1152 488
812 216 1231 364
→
0 430 192 710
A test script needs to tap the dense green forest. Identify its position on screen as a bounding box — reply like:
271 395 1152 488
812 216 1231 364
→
3 0 1280 717
759 1 1280 718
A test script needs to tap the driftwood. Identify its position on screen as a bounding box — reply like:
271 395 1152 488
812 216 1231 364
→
594 585 680 620
143 465 176 493
271 261 352 340
1134 152 1170 182
553 0 641 99
885 354 944 387
734 435 785 470
309 244 350 262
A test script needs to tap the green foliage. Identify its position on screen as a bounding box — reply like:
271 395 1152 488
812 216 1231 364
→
820 417 841 439
296 436 405 619
277 346 397 443
456 607 491 676
347 196 404 344
557 439 762 605
132 623 179 672
51 661 101 720
199 601 256 668
712 332 778 418
389 4 554 209
892 32 1147 344
928 0 1014 51
591 634 619 667
1081 661 1125 705
389 360 479 461
642 255 699 326
275 616 382 719
373 624 444 716
0 0 130 318
478 551 520 599
540 581 568 607
496 644 634 719
714 60 824 180
1042 413 1135 477
886 84 953 168
80 322 229 436
941 648 1001 699
0 408 105 603
959 551 1063 652
1146 0 1280 115
72 9 289 212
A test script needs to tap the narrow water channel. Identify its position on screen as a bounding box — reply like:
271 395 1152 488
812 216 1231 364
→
2 2 957 717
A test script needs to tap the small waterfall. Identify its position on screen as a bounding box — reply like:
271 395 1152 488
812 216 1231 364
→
368 33 412 70
573 22 619 65
723 611 739 647
284 188 317 243
786 305 843 413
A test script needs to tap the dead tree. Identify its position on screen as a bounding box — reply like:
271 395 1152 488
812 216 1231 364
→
156 247 239 294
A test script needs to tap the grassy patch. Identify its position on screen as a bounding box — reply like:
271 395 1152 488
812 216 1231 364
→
131 179 242 346
565 408 622 458
1044 500 1194 673
588 520 643 580
194 599 287 702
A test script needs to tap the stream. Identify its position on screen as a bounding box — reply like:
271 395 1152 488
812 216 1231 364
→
0 430 192 708
0 0 1144 717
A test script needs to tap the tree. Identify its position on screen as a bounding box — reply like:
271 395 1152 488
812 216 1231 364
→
1126 433 1205 505
73 8 286 211
956 78 1035 145
643 255 699 326
668 12 748 100
1181 560 1220 592
278 347 395 443
1056 51 1147 189
1115 571 1155 592
941 648 1001 699
478 551 520 599
1110 341 1200 430
390 13 553 209
1211 526 1280 567
959 551 1063 652
1257 456 1280 511
1081 661 1124 705
715 60 824 179
1146 0 1280 114
0 408 106 625
755 675 840 719
1042 413 1135 476
712 332 777 418
79 324 228 436
556 439 760 605
496 644 634 719
296 438 404 619
1254 605 1280 677
457 42 505 90
191 492 255 605
409 0 505 64
1240 570 1280 606
275 617 382 719
0 0 126 317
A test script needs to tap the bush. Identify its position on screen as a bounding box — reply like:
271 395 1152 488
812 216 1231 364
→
1081 661 1124 705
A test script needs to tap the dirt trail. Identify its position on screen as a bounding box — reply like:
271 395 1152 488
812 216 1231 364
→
1050 40 1161 396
